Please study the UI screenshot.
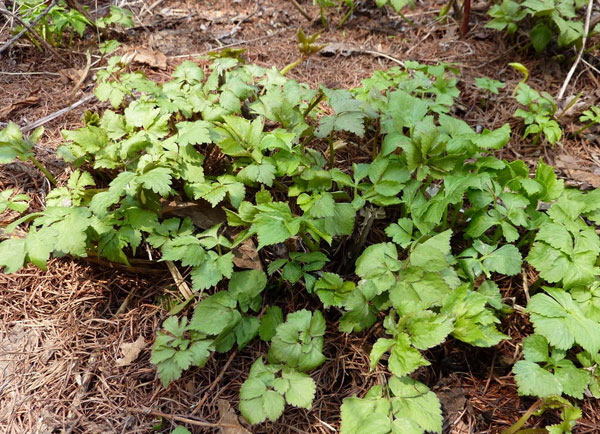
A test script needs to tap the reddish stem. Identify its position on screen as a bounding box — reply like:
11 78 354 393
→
461 0 471 37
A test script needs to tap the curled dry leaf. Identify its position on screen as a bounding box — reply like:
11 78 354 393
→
115 336 146 366
233 239 263 271
161 199 226 229
123 46 168 70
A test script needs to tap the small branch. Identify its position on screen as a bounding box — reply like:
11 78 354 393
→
22 93 95 133
0 5 70 66
557 0 594 101
290 0 312 21
126 407 241 429
0 0 58 55
166 260 194 300
191 350 238 415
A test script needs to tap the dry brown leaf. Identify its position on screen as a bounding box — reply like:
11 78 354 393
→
218 399 251 434
233 239 263 270
123 46 168 69
555 154 600 188
161 199 226 229
115 336 146 366
0 95 40 118
59 67 85 83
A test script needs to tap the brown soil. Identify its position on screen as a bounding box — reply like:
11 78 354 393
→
1 0 600 433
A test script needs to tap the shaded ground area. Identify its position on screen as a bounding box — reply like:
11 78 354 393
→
1 0 600 433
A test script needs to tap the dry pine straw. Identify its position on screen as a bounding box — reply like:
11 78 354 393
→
1 0 600 432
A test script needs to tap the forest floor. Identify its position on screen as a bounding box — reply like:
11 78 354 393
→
1 0 600 433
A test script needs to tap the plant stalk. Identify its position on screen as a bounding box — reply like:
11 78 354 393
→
301 233 320 252
303 89 325 118
29 156 57 186
281 56 304 76
500 400 543 434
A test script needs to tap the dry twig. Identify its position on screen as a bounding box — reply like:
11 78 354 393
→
557 0 595 101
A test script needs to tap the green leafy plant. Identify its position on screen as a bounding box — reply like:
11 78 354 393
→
268 309 326 371
475 76 506 99
486 0 595 52
511 64 562 145
13 0 133 47
575 105 600 135
0 122 55 185
2 55 600 431
239 358 316 424
0 189 30 214
280 29 326 75
340 377 442 434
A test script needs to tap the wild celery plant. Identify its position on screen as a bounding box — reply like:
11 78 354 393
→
2 57 600 432
511 63 562 145
486 0 595 52
575 105 600 135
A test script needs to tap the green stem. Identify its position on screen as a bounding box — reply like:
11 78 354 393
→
500 400 543 434
516 231 534 249
301 233 320 252
490 225 502 244
338 4 353 28
328 135 335 169
450 201 462 229
371 120 380 160
29 156 57 186
303 89 325 118
442 206 449 231
281 56 304 76
573 121 594 136
319 7 327 28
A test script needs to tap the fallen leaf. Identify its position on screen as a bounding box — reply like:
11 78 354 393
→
161 199 226 229
59 67 85 83
116 336 146 366
233 239 263 270
123 46 168 69
320 42 360 57
218 399 251 434
555 154 600 188
0 95 39 119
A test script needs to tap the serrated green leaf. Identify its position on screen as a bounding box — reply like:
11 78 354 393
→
513 360 563 397
259 306 284 341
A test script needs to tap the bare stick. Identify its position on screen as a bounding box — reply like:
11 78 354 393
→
290 0 312 21
191 350 238 415
126 407 241 429
0 0 58 55
0 5 70 66
22 93 95 133
166 260 194 300
557 0 595 101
